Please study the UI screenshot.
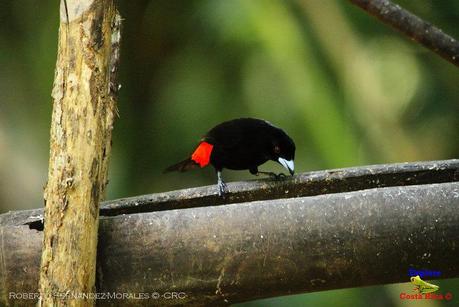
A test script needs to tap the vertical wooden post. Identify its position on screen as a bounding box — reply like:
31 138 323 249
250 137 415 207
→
38 0 121 305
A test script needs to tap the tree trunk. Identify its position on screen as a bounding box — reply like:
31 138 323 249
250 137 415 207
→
38 0 121 306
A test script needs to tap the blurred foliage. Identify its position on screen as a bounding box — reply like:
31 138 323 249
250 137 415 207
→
0 0 457 306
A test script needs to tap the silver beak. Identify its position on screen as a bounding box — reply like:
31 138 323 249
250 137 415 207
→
278 158 294 176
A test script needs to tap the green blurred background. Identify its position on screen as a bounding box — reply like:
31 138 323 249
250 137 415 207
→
0 0 458 306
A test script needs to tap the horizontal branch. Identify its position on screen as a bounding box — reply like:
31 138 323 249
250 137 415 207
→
349 0 459 67
1 183 458 305
1 160 457 225
100 159 459 215
1 160 458 305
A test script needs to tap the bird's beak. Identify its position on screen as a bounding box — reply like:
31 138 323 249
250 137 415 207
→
278 158 294 176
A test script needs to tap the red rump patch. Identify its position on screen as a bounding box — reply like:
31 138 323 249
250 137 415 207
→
191 142 214 167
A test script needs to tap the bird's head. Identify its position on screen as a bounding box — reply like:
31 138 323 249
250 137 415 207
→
271 133 296 176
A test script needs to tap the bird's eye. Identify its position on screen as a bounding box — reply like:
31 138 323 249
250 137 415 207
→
274 145 281 154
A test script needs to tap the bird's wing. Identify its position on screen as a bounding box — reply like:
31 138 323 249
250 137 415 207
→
204 121 247 150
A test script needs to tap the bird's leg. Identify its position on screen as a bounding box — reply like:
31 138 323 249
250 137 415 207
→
217 171 228 196
257 171 287 180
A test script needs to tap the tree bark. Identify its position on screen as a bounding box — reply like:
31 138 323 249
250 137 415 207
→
38 0 121 306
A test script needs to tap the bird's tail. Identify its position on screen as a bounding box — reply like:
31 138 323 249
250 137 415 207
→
163 158 200 173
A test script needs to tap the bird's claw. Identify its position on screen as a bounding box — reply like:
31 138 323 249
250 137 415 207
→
273 173 287 180
266 172 286 180
256 171 288 180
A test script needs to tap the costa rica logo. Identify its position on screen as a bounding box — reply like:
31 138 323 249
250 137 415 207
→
399 270 453 301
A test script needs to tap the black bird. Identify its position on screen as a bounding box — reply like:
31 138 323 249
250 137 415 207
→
164 118 296 196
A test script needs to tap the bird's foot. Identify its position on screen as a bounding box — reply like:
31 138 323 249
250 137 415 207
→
258 171 287 180
217 180 228 197
271 173 287 180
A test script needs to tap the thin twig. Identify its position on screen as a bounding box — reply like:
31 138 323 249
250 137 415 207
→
349 0 459 67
